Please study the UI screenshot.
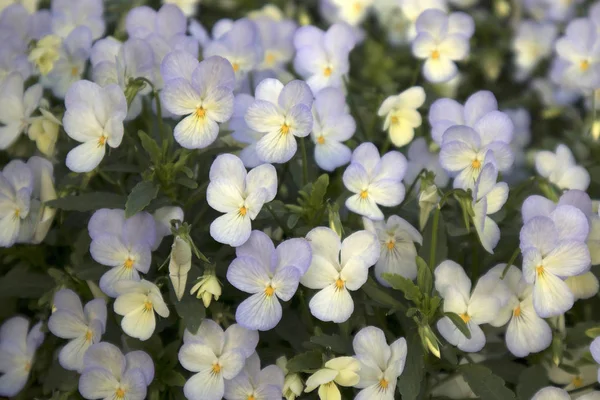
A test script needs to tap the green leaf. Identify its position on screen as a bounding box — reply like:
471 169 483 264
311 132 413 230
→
382 273 422 304
460 364 517 400
162 370 186 387
361 277 406 312
481 360 526 384
0 266 53 298
46 192 126 211
309 174 329 206
585 326 600 339
176 177 199 189
416 256 432 295
310 334 349 354
285 350 323 373
169 266 205 334
138 130 162 164
428 296 442 318
444 312 471 339
42 360 79 394
516 365 549 400
398 333 424 400
125 181 159 218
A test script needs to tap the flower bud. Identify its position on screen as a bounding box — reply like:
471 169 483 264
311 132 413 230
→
419 324 441 359
169 236 192 301
28 109 61 157
190 271 222 308
276 356 304 400
28 35 61 76
419 184 439 230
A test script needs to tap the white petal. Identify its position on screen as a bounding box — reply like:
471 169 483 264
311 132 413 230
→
78 367 119 399
340 230 379 267
48 310 87 339
543 241 590 277
301 254 339 290
434 260 471 299
58 335 93 372
423 58 457 83
306 227 341 266
183 369 225 400
345 194 384 221
506 299 552 357
309 284 354 323
246 163 277 202
82 342 125 378
226 256 270 294
210 211 252 247
550 205 589 242
340 257 370 291
533 271 574 318
352 326 390 371
66 141 106 173
179 343 217 372
120 305 156 341
255 129 297 164
235 292 282 331
174 114 219 149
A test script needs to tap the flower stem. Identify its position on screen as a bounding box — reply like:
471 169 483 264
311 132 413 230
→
429 207 441 268
135 77 166 149
299 137 309 187
266 203 293 237
501 248 521 279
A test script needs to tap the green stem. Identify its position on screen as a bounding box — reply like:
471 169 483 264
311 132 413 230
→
135 77 166 147
399 168 426 208
590 90 597 136
343 76 370 141
410 61 423 87
299 137 309 187
266 204 293 237
429 207 441 268
501 248 521 279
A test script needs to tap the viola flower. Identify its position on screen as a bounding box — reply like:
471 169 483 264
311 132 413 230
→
352 326 407 400
230 94 263 168
48 289 107 372
524 0 582 22
397 0 448 42
207 154 277 247
41 26 92 98
91 37 155 120
301 227 379 323
168 236 192 302
363 215 423 283
485 265 552 358
227 230 311 331
28 34 61 76
79 342 154 400
304 357 360 399
276 356 304 400
63 80 127 173
520 205 591 317
512 21 557 81
535 144 590 191
179 319 259 400
244 78 314 163
253 16 296 73
51 0 104 39
190 270 222 308
565 272 600 300
471 158 509 254
224 353 285 400
554 17 600 91
0 317 44 397
343 142 407 220
531 387 570 400
163 0 200 16
88 209 157 297
404 138 449 188
311 87 355 171
435 91 514 189
161 51 235 149
203 18 263 85
0 72 42 149
411 9 474 83
548 347 598 391
504 108 531 169
435 261 504 352
27 108 61 157
377 86 425 148
113 279 170 341
324 0 374 27
126 4 199 88
152 206 184 249
293 23 356 93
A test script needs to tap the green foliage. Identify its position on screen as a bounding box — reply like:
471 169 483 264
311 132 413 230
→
459 364 517 400
125 180 159 217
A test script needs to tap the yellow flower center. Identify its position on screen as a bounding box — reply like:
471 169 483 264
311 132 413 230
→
71 66 79 76
513 305 521 317
390 116 399 125
280 124 290 134
85 330 93 342
97 135 107 147
460 313 471 323
386 240 395 250
124 258 134 269
431 50 440 60
379 378 389 389
196 107 206 118
264 52 276 66
247 395 256 400
335 278 345 290
232 62 240 72
536 265 544 276
572 376 584 387
264 285 275 297
115 388 126 399
239 206 247 216
144 300 153 312
353 2 362 12
360 189 369 199
14 208 20 218
471 159 481 169
212 363 221 374
317 136 325 144
580 60 590 71
323 66 332 77
24 362 31 372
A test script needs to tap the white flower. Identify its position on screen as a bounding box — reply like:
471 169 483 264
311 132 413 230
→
0 317 44 397
163 0 199 16
343 142 407 220
485 265 552 358
168 236 192 301
512 21 557 81
327 0 374 27
304 357 360 400
48 289 107 372
113 279 170 341
152 206 184 250
531 387 570 400
276 356 304 400
435 261 504 352
565 272 600 300
244 78 314 163
63 80 127 173
27 108 61 156
353 326 407 400
301 227 379 323
471 159 509 254
377 86 425 147
207 154 277 247
224 353 285 400
179 319 259 400
28 156 57 244
0 72 42 149
548 346 598 391
28 34 61 75
535 144 590 191
79 342 154 400
363 215 423 284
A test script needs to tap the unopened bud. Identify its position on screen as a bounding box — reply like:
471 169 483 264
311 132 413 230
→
169 236 192 301
419 184 439 230
190 272 221 308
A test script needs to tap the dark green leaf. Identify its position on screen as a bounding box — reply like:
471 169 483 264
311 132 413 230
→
46 192 126 211
398 333 425 400
285 350 323 373
428 296 442 318
162 370 186 387
416 256 432 295
444 312 471 339
125 181 159 218
460 364 517 400
172 293 205 335
516 365 549 400
42 360 78 394
0 266 53 298
481 360 526 384
309 174 329 206
362 277 406 311
382 273 422 304
176 177 199 189
310 334 349 354
138 130 162 164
